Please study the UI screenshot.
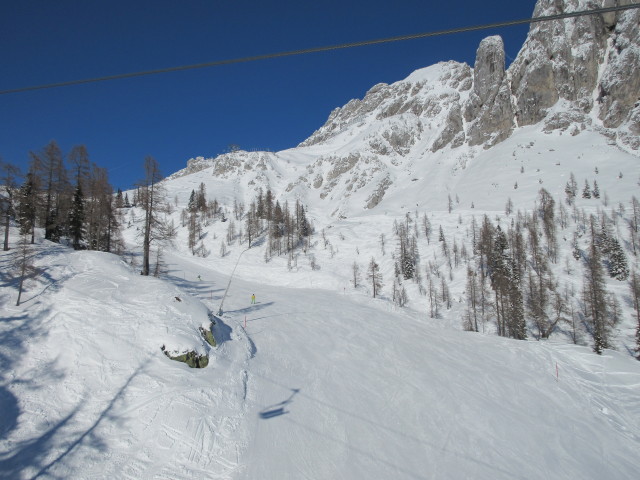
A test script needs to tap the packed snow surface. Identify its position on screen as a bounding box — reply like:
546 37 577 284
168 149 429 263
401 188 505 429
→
1 232 639 479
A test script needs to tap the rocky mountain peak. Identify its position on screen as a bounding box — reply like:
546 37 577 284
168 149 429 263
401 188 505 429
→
300 0 639 153
175 0 638 218
508 0 639 148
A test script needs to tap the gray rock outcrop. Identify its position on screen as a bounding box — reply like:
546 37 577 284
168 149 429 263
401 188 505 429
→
508 0 639 149
464 36 515 147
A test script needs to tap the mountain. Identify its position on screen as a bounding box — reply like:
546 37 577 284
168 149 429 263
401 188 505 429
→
172 0 639 218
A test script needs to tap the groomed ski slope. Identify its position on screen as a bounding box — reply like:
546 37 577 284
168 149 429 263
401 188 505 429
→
1 239 639 479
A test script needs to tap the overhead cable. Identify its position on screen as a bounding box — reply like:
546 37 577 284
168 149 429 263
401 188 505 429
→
1 3 639 96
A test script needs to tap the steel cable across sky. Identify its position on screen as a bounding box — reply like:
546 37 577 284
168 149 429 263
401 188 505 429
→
1 3 639 95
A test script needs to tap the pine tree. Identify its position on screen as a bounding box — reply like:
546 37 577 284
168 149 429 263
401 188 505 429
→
115 188 124 208
17 172 37 244
592 180 600 199
606 237 629 281
188 190 197 212
188 212 198 254
69 183 85 250
582 180 592 199
427 273 440 318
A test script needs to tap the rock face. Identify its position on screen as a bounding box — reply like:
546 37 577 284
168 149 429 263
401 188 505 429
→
464 36 515 147
508 0 639 149
301 0 639 154
598 0 640 134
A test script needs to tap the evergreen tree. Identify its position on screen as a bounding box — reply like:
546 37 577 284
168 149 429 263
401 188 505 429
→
188 212 198 254
115 188 124 208
17 172 38 244
427 273 440 318
582 180 592 199
188 190 197 212
592 180 600 199
422 214 431 244
606 237 629 281
69 183 85 250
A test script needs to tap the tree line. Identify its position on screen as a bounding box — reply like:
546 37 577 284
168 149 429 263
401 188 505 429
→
1 141 123 253
347 184 638 357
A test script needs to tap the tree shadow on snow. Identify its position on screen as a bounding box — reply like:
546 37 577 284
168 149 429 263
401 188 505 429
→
224 301 275 316
0 365 145 480
0 309 51 377
210 315 233 344
0 386 19 440
164 270 223 300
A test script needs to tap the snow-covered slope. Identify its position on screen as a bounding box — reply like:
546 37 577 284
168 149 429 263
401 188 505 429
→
2 233 639 479
0 239 252 478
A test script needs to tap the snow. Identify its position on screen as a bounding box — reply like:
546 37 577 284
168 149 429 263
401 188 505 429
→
2 203 640 479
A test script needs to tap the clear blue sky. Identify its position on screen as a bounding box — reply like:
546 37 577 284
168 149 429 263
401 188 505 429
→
1 0 537 190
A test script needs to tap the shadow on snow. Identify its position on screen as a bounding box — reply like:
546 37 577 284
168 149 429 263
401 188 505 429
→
0 365 145 480
259 389 300 420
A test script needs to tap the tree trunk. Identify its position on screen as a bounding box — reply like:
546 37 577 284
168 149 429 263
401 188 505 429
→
3 212 9 251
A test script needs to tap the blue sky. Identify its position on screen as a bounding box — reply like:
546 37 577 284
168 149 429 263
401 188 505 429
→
1 0 537 190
